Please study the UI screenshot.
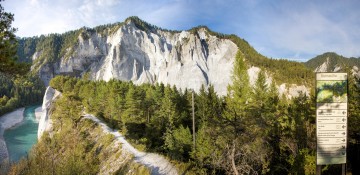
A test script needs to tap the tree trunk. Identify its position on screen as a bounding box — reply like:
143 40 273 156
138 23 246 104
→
147 108 150 123
230 141 239 175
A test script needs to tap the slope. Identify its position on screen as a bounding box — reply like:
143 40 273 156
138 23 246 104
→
17 16 313 95
83 114 178 175
305 52 360 72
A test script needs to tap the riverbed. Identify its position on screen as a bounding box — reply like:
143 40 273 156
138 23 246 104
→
3 105 40 162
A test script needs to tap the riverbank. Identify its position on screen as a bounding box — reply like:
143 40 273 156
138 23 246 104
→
0 108 25 172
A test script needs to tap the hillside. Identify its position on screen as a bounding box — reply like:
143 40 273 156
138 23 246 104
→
304 52 360 72
7 16 360 175
16 17 313 95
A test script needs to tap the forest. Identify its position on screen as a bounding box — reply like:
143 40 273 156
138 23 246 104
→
2 2 360 173
0 73 45 116
305 52 360 72
0 1 45 116
8 51 360 174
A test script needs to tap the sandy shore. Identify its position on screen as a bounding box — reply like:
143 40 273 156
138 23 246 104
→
0 108 25 172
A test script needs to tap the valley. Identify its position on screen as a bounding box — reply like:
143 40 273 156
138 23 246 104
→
0 9 359 175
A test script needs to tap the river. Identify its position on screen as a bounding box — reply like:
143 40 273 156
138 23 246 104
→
4 105 40 162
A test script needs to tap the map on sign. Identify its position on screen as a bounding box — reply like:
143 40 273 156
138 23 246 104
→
316 73 347 165
317 80 347 103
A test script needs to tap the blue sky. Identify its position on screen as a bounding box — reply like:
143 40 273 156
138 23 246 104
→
3 0 360 61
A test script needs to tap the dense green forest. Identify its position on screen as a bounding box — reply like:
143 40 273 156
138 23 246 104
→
305 52 360 71
9 51 360 174
0 1 45 115
0 73 45 116
0 0 28 75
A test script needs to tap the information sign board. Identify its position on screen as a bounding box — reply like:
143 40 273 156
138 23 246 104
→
316 73 347 165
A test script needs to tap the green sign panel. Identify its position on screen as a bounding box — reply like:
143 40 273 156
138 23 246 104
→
316 73 348 165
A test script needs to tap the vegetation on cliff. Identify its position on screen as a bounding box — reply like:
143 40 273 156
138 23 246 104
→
9 50 352 174
8 92 150 175
0 1 45 115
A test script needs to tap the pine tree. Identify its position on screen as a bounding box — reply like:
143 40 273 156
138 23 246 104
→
0 0 29 75
123 85 144 124
348 71 360 174
221 52 256 174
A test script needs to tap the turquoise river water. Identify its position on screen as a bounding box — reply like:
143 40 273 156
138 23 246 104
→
4 105 40 162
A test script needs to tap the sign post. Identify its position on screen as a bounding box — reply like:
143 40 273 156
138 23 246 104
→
316 73 348 174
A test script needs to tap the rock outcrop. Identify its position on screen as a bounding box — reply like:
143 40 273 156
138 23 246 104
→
26 17 313 97
32 19 237 96
37 86 61 140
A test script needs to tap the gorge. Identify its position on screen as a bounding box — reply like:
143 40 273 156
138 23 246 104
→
1 16 360 174
4 106 40 162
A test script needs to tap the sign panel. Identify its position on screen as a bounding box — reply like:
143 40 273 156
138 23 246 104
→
316 73 347 165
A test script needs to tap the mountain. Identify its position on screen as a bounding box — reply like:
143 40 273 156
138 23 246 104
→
305 52 360 73
16 16 313 96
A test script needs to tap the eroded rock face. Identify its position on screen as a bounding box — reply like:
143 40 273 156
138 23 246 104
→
34 21 238 96
38 87 61 140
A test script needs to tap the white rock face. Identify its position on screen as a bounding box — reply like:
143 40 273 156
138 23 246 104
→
34 107 42 122
247 66 272 87
314 57 329 72
34 21 238 96
37 86 61 140
248 66 260 86
333 66 341 72
32 20 311 97
278 83 310 98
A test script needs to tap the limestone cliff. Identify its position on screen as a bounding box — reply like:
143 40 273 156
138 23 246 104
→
19 17 312 97
29 18 237 96
37 86 61 140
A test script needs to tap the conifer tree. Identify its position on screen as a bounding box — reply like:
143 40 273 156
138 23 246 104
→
0 0 28 74
123 85 144 124
221 52 255 174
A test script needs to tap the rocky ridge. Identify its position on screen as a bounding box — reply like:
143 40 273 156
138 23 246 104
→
31 18 237 96
305 52 360 74
37 86 61 139
20 17 312 97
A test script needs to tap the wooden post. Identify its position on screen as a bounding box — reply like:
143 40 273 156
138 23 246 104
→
316 165 321 175
192 91 195 151
342 164 345 175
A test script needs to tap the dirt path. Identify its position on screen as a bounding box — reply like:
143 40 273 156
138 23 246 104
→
83 114 178 175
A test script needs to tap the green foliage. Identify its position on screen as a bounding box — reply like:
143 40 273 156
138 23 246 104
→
305 52 360 72
0 73 45 116
347 70 360 174
36 67 360 174
14 16 360 174
188 26 314 85
288 148 316 174
164 125 192 160
125 16 179 33
228 34 313 85
8 93 148 174
0 0 29 75
123 85 145 124
16 36 38 63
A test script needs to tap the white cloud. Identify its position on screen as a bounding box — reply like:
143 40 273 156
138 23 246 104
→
241 0 360 59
